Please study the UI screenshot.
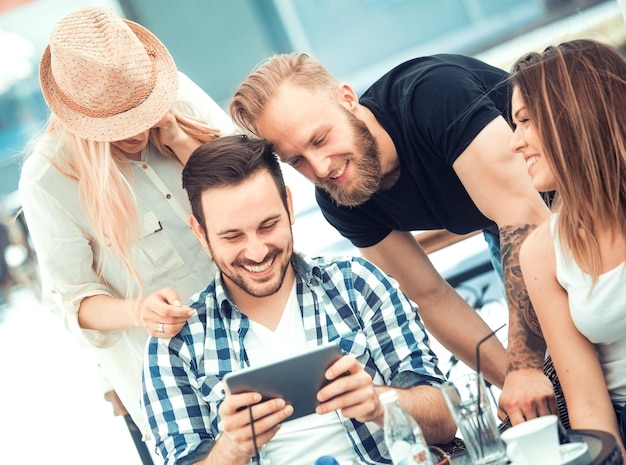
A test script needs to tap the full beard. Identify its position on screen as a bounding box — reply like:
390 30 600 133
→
318 111 383 207
219 244 293 298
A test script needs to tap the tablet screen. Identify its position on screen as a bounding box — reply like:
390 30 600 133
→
223 344 343 421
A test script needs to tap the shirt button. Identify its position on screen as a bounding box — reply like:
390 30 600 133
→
141 164 148 170
166 194 171 199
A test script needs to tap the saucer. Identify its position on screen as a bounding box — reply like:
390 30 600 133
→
559 442 590 465
509 443 590 465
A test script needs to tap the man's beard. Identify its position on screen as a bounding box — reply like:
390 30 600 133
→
318 110 383 207
212 243 293 298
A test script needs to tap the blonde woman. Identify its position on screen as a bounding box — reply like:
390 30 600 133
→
511 39 626 456
18 7 235 438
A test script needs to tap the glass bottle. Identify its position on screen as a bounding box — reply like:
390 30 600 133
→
380 390 433 465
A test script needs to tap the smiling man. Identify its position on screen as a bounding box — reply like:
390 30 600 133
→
230 52 555 426
141 135 455 465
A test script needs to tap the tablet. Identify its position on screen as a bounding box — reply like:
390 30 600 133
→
223 344 343 421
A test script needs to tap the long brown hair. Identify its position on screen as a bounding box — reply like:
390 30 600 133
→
510 39 626 279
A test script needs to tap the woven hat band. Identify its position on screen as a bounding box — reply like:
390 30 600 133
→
49 50 158 119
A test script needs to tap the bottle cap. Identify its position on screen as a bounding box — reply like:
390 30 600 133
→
379 389 399 405
314 456 340 465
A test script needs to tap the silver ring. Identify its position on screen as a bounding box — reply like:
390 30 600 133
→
157 322 165 333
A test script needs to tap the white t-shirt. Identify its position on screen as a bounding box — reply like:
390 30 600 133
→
244 284 357 465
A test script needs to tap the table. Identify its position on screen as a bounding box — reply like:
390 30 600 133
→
449 430 622 465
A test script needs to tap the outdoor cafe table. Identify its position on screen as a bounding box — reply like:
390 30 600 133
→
449 430 623 465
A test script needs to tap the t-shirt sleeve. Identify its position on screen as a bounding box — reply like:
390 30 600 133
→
315 187 392 248
407 63 505 166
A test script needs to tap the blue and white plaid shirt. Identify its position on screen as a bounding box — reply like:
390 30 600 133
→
142 252 444 465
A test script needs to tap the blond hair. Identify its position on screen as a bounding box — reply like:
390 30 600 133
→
43 110 219 297
230 53 339 135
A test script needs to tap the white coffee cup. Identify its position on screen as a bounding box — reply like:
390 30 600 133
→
500 415 560 464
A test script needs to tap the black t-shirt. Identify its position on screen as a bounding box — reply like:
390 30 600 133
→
316 54 510 248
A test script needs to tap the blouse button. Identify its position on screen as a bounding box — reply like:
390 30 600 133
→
142 163 148 170
166 194 171 200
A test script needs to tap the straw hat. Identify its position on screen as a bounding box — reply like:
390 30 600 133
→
39 7 179 142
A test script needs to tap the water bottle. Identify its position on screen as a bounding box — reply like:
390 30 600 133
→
380 390 433 465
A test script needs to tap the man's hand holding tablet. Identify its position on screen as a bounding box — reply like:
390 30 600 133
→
223 344 343 421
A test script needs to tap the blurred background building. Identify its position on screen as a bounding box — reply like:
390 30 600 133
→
0 1 625 463
1 0 625 257
1 0 622 222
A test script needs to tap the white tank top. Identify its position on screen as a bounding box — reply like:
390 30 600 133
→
551 215 626 404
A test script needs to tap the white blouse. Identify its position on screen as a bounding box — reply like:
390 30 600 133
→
18 72 236 437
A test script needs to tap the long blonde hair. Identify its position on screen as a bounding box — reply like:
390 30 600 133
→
511 39 626 280
44 110 219 297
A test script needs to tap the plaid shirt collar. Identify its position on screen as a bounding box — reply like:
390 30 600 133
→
212 251 323 321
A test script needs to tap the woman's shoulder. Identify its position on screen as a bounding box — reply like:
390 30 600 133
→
21 133 59 175
20 132 77 195
174 71 210 110
173 71 236 135
521 220 554 264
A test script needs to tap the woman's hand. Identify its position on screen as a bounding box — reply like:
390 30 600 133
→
154 111 184 146
138 287 195 338
154 110 201 163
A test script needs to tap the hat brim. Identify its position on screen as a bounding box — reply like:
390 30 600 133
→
39 19 179 142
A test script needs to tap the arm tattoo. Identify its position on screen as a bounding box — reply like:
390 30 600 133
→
500 224 547 373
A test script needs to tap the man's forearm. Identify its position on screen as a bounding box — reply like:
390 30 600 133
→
389 385 457 445
417 286 506 388
499 224 547 373
79 294 139 331
197 436 251 465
